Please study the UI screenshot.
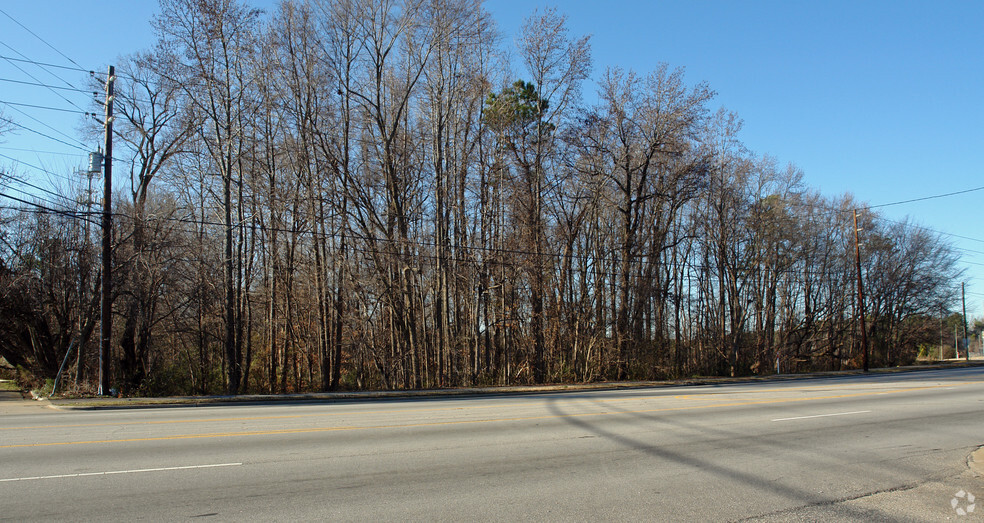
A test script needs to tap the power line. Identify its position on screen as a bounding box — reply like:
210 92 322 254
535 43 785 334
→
0 40 82 93
0 76 94 93
1 159 82 194
81 205 913 285
0 53 92 74
0 155 86 196
3 116 89 152
873 214 984 245
0 191 98 226
2 183 75 210
944 232 984 245
4 165 957 282
0 99 90 114
715 179 984 248
0 153 87 187
0 190 958 289
0 42 89 112
0 169 78 206
4 164 973 282
0 145 83 156
149 182 984 265
861 184 984 211
0 12 88 95
0 7 87 72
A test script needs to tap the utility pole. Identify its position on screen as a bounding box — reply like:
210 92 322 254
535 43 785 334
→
99 65 114 396
76 159 98 384
939 304 944 361
853 209 869 372
962 282 969 362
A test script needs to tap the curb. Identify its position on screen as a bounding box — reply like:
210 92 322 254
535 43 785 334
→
47 361 984 410
48 383 664 410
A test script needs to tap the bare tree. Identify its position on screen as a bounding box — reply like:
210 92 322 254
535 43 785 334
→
485 8 590 383
112 50 198 391
155 0 262 394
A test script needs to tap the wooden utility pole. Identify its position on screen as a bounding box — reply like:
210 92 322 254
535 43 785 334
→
853 209 869 372
99 65 114 395
940 304 944 361
962 282 969 362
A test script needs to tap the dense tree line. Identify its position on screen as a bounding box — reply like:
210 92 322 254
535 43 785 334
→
0 0 965 395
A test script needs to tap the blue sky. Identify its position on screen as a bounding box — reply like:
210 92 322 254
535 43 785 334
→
485 0 984 316
1 1 982 316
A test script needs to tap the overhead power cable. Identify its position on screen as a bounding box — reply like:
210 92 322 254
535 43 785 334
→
0 145 83 156
0 156 85 198
873 214 984 246
0 166 77 205
0 8 86 70
861 185 984 211
0 190 958 288
948 246 984 257
87 206 926 284
3 116 89 151
0 42 89 112
0 53 92 74
0 191 98 226
0 99 89 114
2 183 74 210
0 76 93 93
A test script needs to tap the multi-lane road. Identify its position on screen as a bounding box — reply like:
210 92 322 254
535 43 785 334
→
2 367 983 521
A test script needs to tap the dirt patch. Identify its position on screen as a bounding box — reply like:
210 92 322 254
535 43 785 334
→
970 447 984 477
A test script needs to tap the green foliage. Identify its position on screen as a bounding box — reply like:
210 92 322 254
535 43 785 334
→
484 80 554 137
918 343 955 360
138 363 195 397
340 369 361 391
944 313 965 333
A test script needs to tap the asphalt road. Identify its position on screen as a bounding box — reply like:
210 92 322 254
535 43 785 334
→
2 367 983 521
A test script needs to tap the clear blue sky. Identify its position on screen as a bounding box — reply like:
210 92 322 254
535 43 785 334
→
1 0 982 316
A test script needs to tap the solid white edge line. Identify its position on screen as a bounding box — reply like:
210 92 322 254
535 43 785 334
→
0 462 243 482
771 410 871 422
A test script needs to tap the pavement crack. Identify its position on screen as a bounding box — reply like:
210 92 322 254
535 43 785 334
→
734 482 923 522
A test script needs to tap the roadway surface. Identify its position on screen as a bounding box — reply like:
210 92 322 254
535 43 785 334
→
2 367 983 521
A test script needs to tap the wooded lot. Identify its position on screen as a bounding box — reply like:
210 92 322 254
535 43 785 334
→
0 0 964 396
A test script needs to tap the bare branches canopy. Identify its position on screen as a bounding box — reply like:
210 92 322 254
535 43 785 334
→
0 0 966 395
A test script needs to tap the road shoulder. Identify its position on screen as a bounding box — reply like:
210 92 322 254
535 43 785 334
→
0 389 53 414
970 447 984 477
